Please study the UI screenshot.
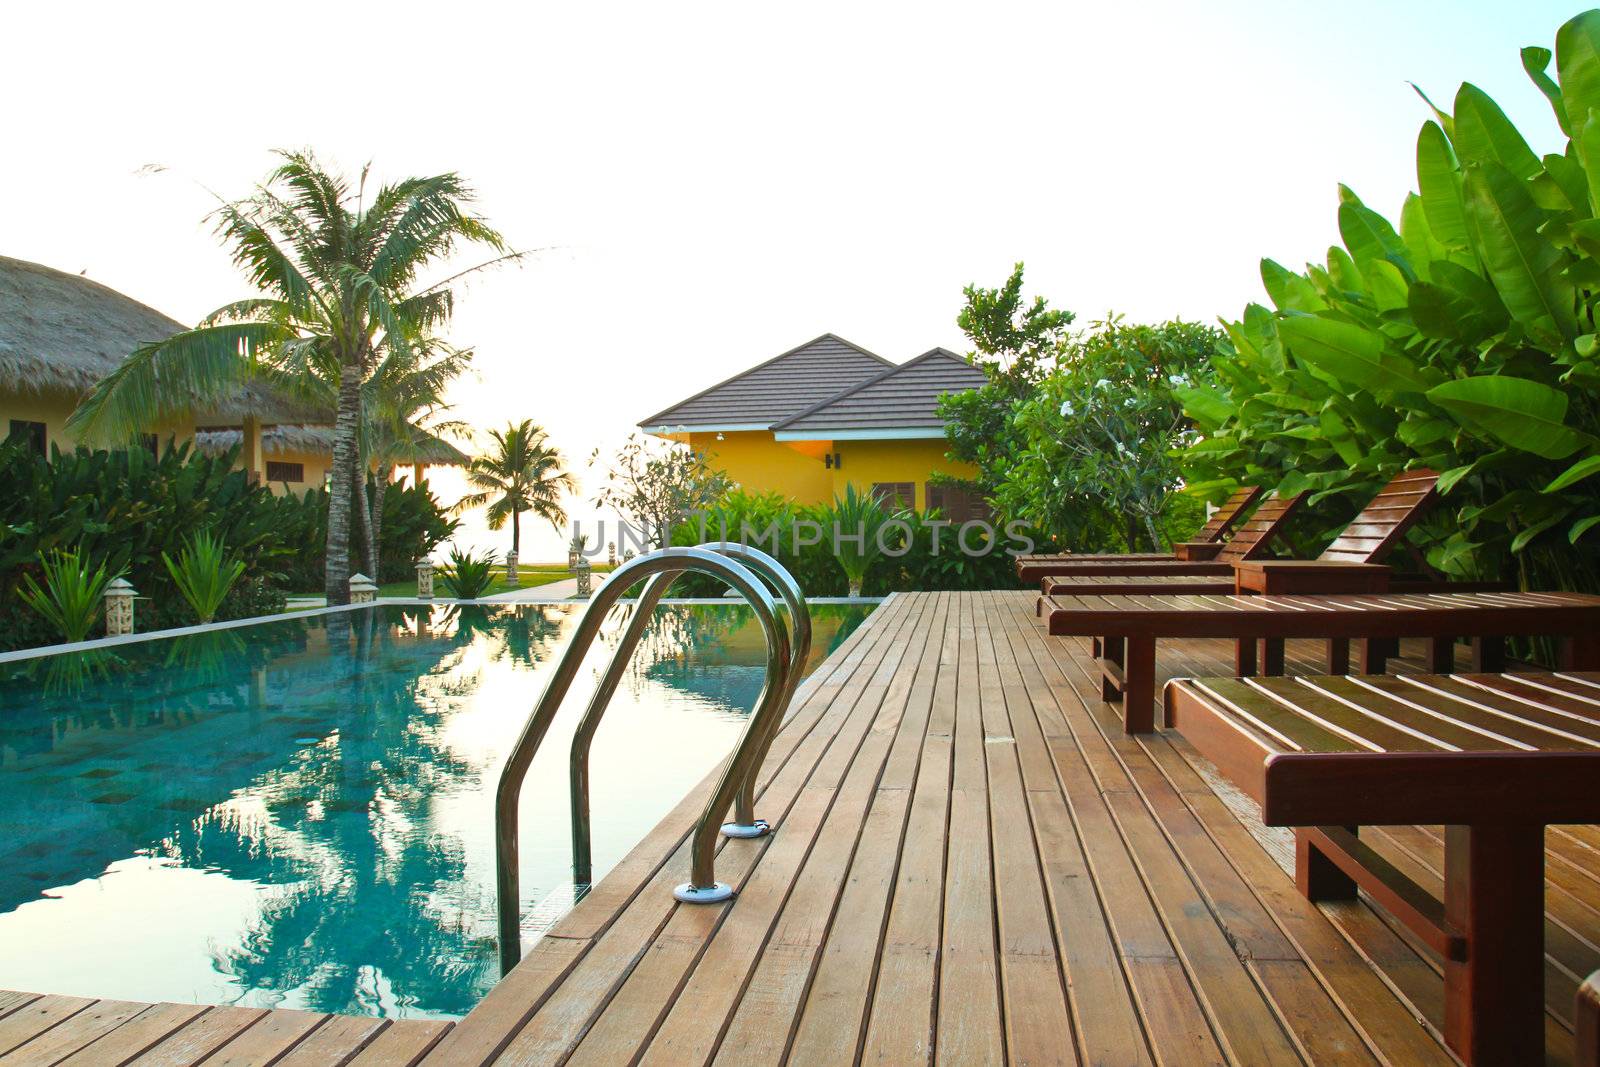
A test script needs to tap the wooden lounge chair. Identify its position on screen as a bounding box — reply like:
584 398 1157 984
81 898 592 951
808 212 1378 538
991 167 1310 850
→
1038 589 1600 731
1165 669 1600 1065
1014 484 1263 583
1037 468 1440 594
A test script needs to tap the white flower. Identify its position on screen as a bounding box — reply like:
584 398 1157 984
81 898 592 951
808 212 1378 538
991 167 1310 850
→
1094 378 1111 389
1168 373 1188 385
1058 400 1075 417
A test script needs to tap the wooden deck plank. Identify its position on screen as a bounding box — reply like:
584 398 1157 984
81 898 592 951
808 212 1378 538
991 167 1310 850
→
54 1004 211 1067
125 1006 266 1066
201 1008 329 1066
272 1015 391 1067
0 996 96 1058
0 999 146 1065
345 1020 452 1066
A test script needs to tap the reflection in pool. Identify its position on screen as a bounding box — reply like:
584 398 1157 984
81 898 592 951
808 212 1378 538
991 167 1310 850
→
0 601 872 1019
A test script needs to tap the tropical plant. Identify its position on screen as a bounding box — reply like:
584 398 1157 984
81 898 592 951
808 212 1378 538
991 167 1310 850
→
439 548 497 600
163 531 247 624
0 441 290 649
995 317 1220 551
67 151 515 604
457 421 575 565
824 484 906 597
1175 9 1600 594
19 548 120 643
272 479 457 589
594 434 731 549
938 263 1075 502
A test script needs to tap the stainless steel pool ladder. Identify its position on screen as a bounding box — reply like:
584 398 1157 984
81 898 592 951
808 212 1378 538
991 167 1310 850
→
495 543 812 974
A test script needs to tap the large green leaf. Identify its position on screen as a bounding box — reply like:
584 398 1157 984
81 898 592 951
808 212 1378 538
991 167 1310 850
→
1427 375 1589 459
1415 122 1470 251
1546 453 1600 491
1339 198 1415 281
1461 161 1576 342
1260 259 1325 313
1278 316 1432 395
1398 193 1441 277
1558 10 1600 130
1522 46 1572 134
1452 83 1542 179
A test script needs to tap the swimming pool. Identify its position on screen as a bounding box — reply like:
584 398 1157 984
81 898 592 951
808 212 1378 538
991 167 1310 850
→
0 601 872 1019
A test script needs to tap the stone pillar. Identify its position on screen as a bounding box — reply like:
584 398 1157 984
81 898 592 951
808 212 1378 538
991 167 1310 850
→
349 573 378 604
104 578 136 636
506 551 519 582
415 560 435 600
574 557 592 598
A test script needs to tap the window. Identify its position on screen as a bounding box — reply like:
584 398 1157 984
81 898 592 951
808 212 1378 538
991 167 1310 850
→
266 460 305 483
871 482 914 510
926 482 993 523
7 420 46 456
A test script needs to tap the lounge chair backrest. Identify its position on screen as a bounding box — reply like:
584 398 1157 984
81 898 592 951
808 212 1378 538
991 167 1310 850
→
1217 491 1306 563
1193 485 1265 543
1316 469 1441 564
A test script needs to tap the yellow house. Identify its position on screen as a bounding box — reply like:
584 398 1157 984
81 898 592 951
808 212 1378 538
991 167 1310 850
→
641 334 988 516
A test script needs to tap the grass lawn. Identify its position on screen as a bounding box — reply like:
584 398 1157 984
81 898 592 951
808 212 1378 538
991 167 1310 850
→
288 563 617 602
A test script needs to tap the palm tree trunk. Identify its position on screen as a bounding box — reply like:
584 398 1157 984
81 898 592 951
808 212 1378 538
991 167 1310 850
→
508 507 521 581
369 471 385 583
325 362 362 604
353 460 378 579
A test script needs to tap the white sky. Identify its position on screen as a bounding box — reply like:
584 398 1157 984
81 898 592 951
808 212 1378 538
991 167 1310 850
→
3 0 1578 560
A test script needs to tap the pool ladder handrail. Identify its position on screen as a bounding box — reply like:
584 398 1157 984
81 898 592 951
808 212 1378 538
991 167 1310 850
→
495 543 811 974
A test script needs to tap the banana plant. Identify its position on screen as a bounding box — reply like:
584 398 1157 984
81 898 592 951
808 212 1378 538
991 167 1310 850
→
1180 9 1600 593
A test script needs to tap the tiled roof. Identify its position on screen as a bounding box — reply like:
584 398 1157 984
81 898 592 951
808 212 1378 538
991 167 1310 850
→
772 348 985 434
638 334 892 430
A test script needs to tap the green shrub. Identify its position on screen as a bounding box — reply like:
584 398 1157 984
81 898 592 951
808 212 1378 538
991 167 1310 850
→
0 440 291 650
440 548 497 599
666 488 1036 597
163 531 247 624
273 479 458 589
19 548 120 643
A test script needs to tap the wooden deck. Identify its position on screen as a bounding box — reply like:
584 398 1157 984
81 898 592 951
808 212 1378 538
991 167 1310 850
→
5 589 1597 1064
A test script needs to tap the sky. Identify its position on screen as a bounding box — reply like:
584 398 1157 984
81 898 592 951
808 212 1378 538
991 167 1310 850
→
2 0 1584 560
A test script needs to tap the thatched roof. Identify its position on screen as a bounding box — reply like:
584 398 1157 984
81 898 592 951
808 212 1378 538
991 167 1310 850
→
194 423 471 466
0 255 319 423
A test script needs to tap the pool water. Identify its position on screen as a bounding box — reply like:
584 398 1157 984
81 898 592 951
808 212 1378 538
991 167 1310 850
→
0 601 871 1019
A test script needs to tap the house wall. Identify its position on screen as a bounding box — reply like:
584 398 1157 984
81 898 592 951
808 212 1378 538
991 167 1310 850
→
261 448 332 496
1 386 195 455
829 438 977 510
678 429 975 511
690 430 834 505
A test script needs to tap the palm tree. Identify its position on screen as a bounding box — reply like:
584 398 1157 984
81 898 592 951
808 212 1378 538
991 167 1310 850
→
456 422 575 574
67 152 514 603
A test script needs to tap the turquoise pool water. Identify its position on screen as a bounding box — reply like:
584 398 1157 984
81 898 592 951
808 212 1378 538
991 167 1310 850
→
0 601 870 1019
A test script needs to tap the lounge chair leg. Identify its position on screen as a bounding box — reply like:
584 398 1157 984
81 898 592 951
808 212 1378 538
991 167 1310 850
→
1562 634 1600 670
1123 636 1156 733
1442 823 1545 1065
1101 636 1124 703
1359 638 1388 675
1235 637 1257 677
1428 636 1456 673
1296 828 1358 901
1471 636 1506 672
1262 637 1285 676
1326 638 1349 675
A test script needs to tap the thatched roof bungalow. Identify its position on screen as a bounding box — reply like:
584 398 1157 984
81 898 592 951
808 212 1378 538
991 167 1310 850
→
0 255 314 461
2 255 468 495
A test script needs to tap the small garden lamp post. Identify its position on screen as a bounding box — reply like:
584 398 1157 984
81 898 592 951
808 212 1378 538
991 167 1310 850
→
506 551 519 582
416 560 435 599
104 578 136 636
574 556 592 598
349 573 378 604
